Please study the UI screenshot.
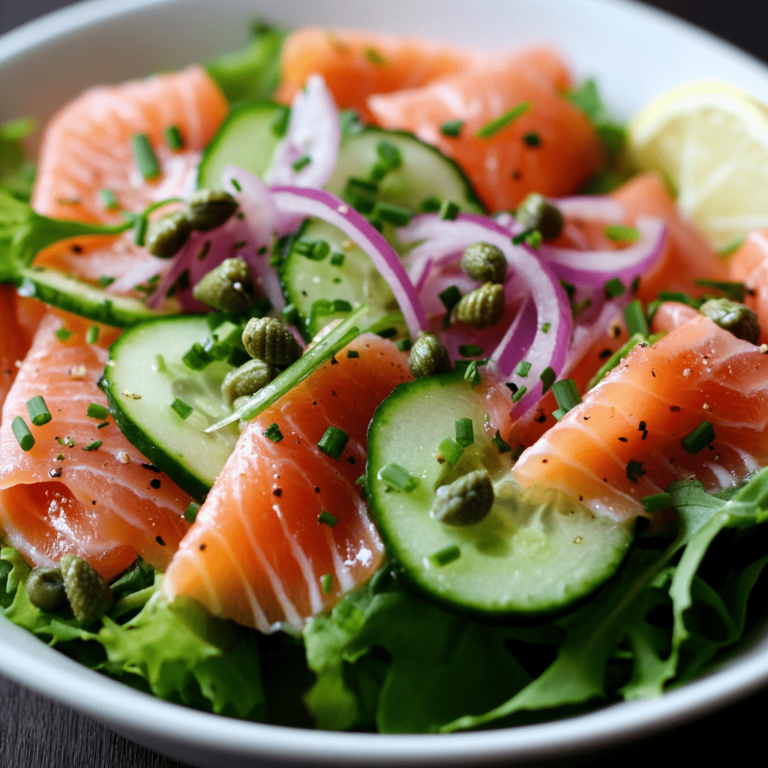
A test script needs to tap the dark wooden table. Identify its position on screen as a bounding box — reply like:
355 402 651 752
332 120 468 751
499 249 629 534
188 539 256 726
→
1 1 767 766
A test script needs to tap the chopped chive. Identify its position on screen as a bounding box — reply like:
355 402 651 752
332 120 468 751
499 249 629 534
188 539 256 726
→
55 327 72 342
429 544 461 567
230 178 242 192
99 188 119 211
439 200 460 221
154 353 167 373
170 398 194 420
642 492 672 513
716 239 744 258
419 196 442 213
364 46 389 66
26 396 52 427
263 423 284 443
604 277 626 299
133 214 148 246
347 350 360 359
343 177 378 213
184 501 200 524
552 379 581 415
540 366 556 394
376 327 398 339
552 408 568 421
515 360 532 377
626 459 646 483
292 154 312 172
372 201 412 226
86 325 100 344
605 224 640 243
437 437 463 466
623 299 649 337
271 106 291 137
396 339 412 352
454 418 474 447
476 101 530 140
321 573 334 593
458 345 484 358
182 343 213 371
318 511 338 527
379 463 419 492
164 124 184 151
694 279 746 302
541 321 551 334
681 421 715 455
97 421 110 429
318 426 349 460
131 133 160 180
86 402 109 420
440 119 464 138
492 429 512 454
526 230 543 250
12 417 35 451
523 130 541 147
375 139 402 171
439 285 462 314
329 251 345 267
462 360 485 387
98 275 116 287
511 385 527 403
83 440 103 452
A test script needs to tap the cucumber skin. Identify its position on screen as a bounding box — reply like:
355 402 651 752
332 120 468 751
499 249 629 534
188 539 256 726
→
102 316 217 503
366 374 635 621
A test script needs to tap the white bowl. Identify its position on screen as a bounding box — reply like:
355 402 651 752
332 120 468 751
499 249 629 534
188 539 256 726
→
3 1 768 766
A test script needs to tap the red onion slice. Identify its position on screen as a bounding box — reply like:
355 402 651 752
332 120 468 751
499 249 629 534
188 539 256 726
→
271 186 428 338
538 216 667 287
266 75 341 190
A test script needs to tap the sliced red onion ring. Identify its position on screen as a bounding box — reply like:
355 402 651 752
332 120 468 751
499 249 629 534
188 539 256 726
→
271 186 427 339
538 216 666 286
266 75 341 190
399 213 572 415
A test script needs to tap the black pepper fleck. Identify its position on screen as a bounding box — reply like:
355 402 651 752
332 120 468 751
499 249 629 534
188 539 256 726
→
149 478 161 489
273 488 283 497
156 536 165 546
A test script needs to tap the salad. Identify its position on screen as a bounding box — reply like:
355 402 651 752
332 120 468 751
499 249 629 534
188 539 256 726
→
2 15 768 737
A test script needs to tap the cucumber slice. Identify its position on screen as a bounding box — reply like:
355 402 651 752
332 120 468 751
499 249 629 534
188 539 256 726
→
16 266 164 327
196 101 286 189
367 374 634 617
103 315 240 501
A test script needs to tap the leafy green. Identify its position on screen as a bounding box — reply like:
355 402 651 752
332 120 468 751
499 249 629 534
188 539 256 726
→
206 20 286 104
0 118 36 201
0 189 131 282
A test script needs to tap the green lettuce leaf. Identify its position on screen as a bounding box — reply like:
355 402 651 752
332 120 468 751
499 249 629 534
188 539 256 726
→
0 118 36 201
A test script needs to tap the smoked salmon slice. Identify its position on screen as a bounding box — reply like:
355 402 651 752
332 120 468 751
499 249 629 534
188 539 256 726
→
0 311 190 581
368 51 601 212
729 230 768 344
162 334 411 633
513 315 768 519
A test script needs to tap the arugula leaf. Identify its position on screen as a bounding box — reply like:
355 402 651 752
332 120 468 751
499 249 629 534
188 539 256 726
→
0 189 130 282
206 20 286 104
0 118 36 201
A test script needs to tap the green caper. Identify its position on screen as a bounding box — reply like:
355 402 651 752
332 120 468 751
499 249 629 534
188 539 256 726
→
187 189 239 232
221 358 281 408
192 258 254 313
699 298 760 344
26 566 67 612
408 332 452 378
515 193 564 240
432 469 494 526
145 209 193 259
460 242 507 284
455 282 505 329
242 317 303 366
59 554 112 626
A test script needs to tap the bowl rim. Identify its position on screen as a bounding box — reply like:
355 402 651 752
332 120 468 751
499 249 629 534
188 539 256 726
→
3 0 768 764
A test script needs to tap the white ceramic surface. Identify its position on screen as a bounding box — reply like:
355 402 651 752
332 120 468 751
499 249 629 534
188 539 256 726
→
3 1 768 766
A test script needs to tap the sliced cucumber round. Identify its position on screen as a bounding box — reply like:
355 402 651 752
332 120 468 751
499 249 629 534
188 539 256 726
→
196 101 286 189
16 266 164 327
102 315 240 501
367 374 634 618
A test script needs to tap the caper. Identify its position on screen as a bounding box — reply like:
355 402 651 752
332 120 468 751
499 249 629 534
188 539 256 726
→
221 358 281 408
187 189 239 232
455 282 505 329
432 469 494 526
192 258 254 313
145 209 193 259
59 554 112 626
515 193 564 240
242 317 303 366
25 566 67 612
460 242 507 284
408 332 452 378
699 298 760 344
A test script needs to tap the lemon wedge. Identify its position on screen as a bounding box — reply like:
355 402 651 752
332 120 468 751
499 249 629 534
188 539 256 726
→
628 81 768 251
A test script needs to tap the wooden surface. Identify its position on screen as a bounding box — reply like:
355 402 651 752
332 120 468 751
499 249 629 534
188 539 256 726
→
1 1 767 766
